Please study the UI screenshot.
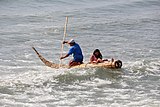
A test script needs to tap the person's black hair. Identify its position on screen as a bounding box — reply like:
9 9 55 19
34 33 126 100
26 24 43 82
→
93 49 102 59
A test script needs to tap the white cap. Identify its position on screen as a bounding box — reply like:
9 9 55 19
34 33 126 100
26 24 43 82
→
68 39 75 44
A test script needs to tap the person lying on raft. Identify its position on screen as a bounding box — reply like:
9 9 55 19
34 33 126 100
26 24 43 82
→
90 49 104 63
60 39 83 67
90 49 112 64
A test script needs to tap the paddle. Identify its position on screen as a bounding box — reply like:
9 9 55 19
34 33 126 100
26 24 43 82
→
59 16 68 67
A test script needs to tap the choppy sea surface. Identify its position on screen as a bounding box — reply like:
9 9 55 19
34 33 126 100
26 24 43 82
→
0 0 160 107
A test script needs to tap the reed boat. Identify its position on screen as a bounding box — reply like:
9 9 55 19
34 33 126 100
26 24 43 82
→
32 47 122 69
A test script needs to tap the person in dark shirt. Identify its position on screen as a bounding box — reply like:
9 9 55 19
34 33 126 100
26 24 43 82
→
60 39 83 67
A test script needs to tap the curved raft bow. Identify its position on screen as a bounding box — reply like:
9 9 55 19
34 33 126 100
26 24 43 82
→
32 47 67 69
32 47 122 69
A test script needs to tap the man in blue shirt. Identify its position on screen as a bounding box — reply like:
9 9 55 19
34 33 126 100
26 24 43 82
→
60 39 83 67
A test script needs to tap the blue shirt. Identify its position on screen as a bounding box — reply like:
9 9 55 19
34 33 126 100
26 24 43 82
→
67 43 83 62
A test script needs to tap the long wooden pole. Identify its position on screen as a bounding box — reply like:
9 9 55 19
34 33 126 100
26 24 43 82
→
59 16 68 67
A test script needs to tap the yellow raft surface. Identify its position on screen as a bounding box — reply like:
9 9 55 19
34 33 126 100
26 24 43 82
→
32 47 122 69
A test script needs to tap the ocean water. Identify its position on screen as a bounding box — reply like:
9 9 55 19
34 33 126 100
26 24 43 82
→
0 0 160 107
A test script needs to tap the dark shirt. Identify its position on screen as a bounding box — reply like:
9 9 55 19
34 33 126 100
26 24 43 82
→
68 43 83 62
